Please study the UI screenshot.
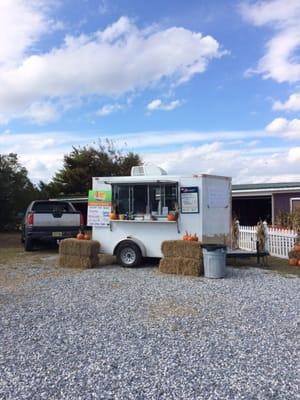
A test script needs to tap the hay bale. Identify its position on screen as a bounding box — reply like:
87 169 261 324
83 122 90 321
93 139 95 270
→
98 254 117 266
59 254 99 268
161 240 202 260
159 258 178 275
288 250 300 259
59 239 100 257
159 256 203 276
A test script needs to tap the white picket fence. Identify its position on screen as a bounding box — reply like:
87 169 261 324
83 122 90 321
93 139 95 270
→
237 222 298 259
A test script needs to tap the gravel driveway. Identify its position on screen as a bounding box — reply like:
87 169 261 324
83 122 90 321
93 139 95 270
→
0 264 299 400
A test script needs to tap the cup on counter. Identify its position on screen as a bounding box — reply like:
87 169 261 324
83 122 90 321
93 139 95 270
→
119 214 125 220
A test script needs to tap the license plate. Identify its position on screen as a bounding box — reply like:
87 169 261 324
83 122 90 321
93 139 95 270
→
52 232 62 237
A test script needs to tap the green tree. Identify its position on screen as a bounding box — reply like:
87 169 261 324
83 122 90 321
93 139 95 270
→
0 153 38 230
47 140 142 195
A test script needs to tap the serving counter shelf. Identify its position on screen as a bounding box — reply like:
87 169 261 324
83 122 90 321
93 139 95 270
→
109 219 180 232
110 219 176 223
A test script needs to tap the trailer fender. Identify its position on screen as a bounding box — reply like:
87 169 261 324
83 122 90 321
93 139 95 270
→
113 237 147 257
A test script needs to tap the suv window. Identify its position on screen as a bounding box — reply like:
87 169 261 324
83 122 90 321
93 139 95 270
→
32 202 72 213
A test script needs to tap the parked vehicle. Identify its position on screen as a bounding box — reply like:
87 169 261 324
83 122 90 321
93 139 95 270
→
90 165 231 267
22 200 84 251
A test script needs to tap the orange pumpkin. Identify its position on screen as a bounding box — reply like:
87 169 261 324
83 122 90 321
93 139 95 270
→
77 232 84 240
167 213 176 221
183 231 189 241
109 212 118 220
84 233 91 240
191 233 199 242
288 258 298 266
294 244 300 252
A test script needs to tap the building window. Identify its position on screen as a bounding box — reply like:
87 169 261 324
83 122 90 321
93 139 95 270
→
291 198 300 213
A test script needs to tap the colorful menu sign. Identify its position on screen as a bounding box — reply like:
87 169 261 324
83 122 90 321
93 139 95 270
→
87 187 112 226
180 186 199 213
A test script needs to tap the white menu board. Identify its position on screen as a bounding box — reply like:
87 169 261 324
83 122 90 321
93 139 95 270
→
87 205 111 227
87 187 112 226
180 187 199 213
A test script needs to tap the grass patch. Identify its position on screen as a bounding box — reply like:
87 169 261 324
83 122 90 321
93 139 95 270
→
228 255 300 277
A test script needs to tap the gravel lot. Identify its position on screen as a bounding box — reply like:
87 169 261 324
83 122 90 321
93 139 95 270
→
0 261 299 400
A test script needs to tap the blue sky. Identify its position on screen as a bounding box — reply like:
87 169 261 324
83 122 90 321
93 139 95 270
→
0 0 300 183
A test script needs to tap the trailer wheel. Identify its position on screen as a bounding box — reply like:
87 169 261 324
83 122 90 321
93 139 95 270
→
24 237 34 252
116 241 142 268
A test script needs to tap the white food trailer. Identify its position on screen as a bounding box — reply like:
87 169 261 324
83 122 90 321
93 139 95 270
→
89 165 231 267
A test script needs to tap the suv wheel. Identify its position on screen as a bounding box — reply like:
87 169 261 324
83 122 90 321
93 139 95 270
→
116 241 142 268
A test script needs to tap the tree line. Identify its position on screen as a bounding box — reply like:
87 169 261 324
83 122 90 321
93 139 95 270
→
0 141 141 231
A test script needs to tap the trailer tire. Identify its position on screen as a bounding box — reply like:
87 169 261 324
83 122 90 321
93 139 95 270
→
24 237 34 252
116 241 142 268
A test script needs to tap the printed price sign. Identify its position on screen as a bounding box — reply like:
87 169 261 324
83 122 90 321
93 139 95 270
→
180 187 199 214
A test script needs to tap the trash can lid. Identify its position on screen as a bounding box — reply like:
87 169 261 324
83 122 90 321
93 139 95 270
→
201 244 227 251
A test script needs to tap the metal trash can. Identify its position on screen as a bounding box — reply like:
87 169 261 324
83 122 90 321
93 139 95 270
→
201 244 227 278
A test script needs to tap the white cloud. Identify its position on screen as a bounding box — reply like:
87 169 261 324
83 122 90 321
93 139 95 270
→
240 0 300 27
0 0 49 67
273 93 300 111
0 16 222 124
143 142 300 183
265 117 300 138
1 128 299 184
147 99 182 112
23 102 60 124
288 147 300 163
240 0 300 83
96 103 123 117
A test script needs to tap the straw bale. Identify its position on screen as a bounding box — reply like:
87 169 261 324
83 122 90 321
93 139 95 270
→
98 254 117 266
288 250 300 260
159 256 203 276
59 254 99 269
159 258 178 275
161 240 202 260
59 239 100 257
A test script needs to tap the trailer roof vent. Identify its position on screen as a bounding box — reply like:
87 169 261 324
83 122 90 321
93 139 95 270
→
131 164 167 176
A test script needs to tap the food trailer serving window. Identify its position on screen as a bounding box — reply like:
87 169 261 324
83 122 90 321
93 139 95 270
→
113 183 178 216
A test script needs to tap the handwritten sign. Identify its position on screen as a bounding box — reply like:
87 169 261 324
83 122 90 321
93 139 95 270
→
87 187 112 226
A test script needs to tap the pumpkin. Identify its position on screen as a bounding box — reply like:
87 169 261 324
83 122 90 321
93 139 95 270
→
109 212 118 220
294 244 300 252
84 233 91 240
191 233 199 242
76 232 84 240
288 258 298 266
183 231 189 241
167 213 176 221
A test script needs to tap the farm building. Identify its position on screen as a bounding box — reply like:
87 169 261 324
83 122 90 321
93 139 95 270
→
232 182 300 225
